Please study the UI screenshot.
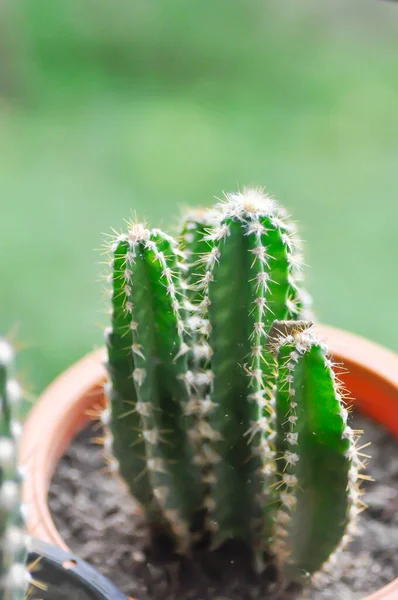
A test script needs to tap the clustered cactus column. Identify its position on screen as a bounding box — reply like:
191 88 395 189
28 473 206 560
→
270 323 361 581
104 226 203 550
103 189 363 586
0 339 30 599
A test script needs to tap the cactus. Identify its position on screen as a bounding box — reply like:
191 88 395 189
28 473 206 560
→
269 321 361 581
104 226 203 550
0 338 31 599
104 189 363 587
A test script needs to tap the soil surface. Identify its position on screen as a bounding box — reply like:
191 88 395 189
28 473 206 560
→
49 415 397 600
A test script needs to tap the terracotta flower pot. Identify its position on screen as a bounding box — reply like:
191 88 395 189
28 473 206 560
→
21 325 398 600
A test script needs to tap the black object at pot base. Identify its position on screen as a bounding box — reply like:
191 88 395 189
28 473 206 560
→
28 538 129 600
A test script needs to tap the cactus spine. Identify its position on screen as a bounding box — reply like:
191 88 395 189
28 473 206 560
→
104 189 362 587
0 339 30 599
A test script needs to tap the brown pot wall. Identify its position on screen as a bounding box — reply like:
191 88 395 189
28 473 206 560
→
20 326 398 600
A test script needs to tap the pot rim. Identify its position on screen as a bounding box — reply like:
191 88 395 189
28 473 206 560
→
21 325 398 600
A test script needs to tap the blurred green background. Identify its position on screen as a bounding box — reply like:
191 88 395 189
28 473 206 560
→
1 0 398 393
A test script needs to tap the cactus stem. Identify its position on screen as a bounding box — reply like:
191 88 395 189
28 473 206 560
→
194 191 302 547
0 338 31 599
268 326 364 581
110 227 203 551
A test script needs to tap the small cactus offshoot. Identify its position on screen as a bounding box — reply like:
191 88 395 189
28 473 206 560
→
103 189 363 587
0 338 31 599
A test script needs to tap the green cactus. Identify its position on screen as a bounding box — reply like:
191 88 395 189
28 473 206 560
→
269 321 361 581
104 189 362 587
0 338 30 599
104 225 203 550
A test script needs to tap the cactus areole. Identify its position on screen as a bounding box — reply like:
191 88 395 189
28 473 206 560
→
103 189 364 592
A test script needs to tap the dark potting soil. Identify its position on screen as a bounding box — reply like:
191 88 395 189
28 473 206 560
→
48 415 397 600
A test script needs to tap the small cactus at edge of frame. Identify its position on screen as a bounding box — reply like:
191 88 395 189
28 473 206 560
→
0 338 32 599
103 188 365 587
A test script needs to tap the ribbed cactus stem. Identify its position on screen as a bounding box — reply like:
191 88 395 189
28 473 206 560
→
179 208 216 307
269 324 362 581
0 339 30 600
179 208 215 410
266 203 313 322
194 189 304 549
104 233 158 515
106 226 203 551
178 210 218 507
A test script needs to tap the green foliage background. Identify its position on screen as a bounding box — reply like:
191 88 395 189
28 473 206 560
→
1 0 397 392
